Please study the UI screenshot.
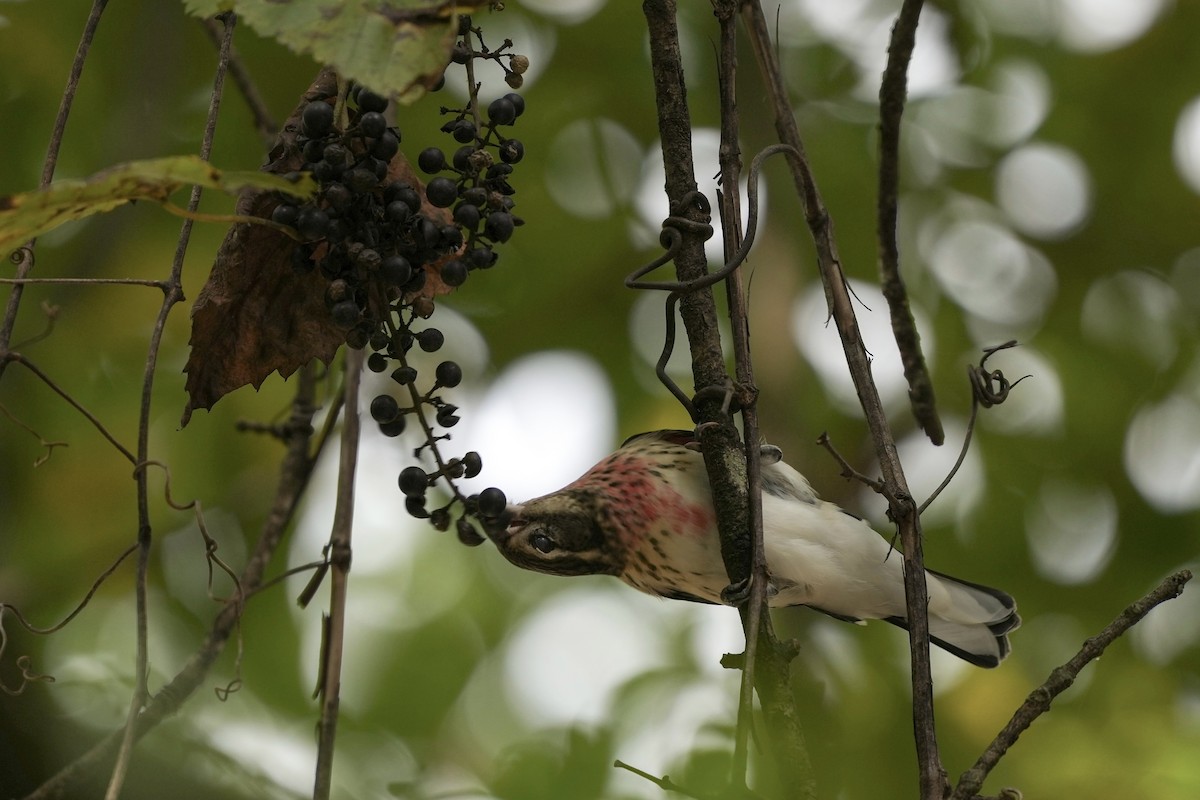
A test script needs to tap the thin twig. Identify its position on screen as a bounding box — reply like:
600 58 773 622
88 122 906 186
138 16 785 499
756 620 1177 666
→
712 5 758 784
615 759 765 800
104 14 236 799
201 17 278 142
951 570 1193 799
877 0 942 445
0 277 170 289
0 0 109 382
7 354 135 463
712 5 816 795
0 544 138 696
313 348 363 800
0 402 69 467
739 3 946 796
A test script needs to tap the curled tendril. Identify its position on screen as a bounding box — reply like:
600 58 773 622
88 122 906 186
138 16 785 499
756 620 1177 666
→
919 341 1028 515
8 246 34 267
625 145 798 419
968 340 1030 408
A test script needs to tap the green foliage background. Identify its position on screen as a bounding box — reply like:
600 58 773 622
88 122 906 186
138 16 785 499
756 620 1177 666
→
2 1 1199 798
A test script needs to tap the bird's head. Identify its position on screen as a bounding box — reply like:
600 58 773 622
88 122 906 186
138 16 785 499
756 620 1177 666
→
486 490 624 578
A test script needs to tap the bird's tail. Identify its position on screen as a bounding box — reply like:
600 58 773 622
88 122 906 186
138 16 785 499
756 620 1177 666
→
883 570 1020 668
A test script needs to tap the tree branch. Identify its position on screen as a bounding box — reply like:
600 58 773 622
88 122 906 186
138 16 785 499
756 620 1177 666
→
739 3 945 796
877 0 942 445
201 17 278 142
313 348 363 799
639 1 814 795
951 569 1193 799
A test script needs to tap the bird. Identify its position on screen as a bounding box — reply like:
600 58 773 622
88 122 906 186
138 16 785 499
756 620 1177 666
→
487 429 1020 667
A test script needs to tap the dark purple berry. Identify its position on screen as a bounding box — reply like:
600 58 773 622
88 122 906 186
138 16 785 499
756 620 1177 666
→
324 182 351 211
302 101 334 137
349 167 381 193
271 203 298 226
358 89 388 113
436 361 463 388
367 353 388 373
379 417 406 437
312 161 337 182
386 183 422 213
370 394 399 422
452 146 475 172
372 131 399 161
417 328 444 352
404 267 427 293
440 259 468 287
303 138 326 163
440 225 464 250
462 187 488 206
503 92 526 118
405 496 430 519
419 218 441 248
359 111 387 138
467 246 497 269
452 119 477 144
399 466 428 497
391 365 418 385
454 203 481 229
451 41 471 64
462 451 482 479
323 143 349 165
499 139 524 164
456 517 485 546
426 177 458 208
331 300 360 328
477 487 507 517
381 254 412 286
487 97 516 126
297 207 330 240
386 200 411 222
484 211 514 242
430 508 451 532
436 405 460 428
418 147 447 174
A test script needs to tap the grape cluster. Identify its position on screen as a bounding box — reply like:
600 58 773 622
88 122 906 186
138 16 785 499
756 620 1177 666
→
269 16 525 545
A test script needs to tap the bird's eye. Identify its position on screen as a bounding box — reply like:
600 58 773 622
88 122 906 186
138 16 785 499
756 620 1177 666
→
530 533 556 554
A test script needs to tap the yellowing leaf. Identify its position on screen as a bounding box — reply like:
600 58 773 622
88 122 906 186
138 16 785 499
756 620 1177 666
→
182 0 491 102
0 155 314 254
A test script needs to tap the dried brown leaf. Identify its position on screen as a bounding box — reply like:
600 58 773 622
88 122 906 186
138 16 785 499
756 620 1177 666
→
182 68 458 426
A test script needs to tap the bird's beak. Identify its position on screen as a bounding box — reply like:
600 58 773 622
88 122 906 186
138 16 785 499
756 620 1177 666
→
485 504 525 544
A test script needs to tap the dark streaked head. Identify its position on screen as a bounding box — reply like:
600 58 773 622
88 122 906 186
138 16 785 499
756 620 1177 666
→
487 490 624 578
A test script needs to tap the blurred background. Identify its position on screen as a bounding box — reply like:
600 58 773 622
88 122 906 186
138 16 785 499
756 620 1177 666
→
2 0 1199 798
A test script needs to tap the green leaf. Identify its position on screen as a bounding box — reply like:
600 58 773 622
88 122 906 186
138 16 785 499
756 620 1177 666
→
0 155 314 254
182 0 490 101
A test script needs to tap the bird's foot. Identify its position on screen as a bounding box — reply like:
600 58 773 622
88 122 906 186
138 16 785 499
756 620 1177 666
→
721 577 752 606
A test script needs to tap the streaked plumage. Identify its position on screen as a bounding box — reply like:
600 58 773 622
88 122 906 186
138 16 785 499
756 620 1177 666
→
489 430 1019 667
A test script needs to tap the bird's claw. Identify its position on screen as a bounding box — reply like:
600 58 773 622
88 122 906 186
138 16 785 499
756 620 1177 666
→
721 576 752 606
